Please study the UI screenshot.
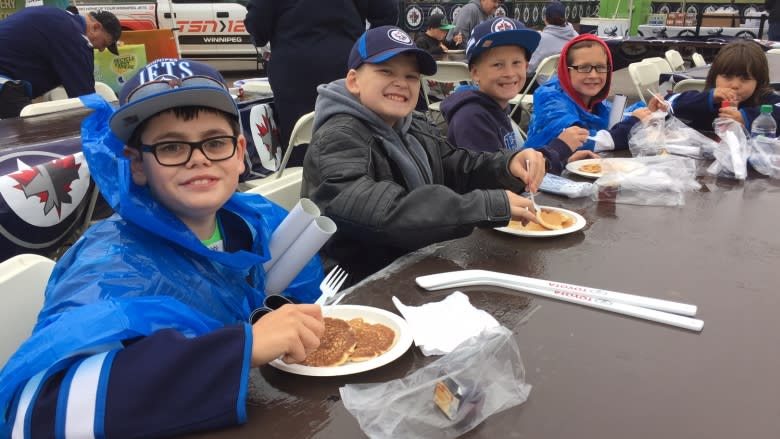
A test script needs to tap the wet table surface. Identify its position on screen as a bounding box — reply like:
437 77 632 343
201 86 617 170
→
187 170 780 438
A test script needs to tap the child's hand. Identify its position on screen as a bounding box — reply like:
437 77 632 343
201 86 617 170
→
453 32 464 46
631 107 653 122
250 304 324 366
505 190 541 225
557 126 589 151
713 87 739 104
440 42 449 53
647 96 669 113
567 150 600 163
509 149 546 193
718 106 746 127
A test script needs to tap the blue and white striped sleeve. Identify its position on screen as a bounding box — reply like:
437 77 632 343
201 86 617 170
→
8 323 252 438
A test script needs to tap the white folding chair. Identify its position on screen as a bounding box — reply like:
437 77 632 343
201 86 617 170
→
509 54 560 119
420 61 472 123
766 48 780 55
691 52 707 67
19 97 84 116
42 82 118 102
665 49 685 72
628 61 662 103
642 57 673 74
0 254 55 364
244 167 304 211
672 78 706 93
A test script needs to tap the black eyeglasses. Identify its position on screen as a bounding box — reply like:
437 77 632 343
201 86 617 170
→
126 75 228 103
141 135 238 166
568 64 611 73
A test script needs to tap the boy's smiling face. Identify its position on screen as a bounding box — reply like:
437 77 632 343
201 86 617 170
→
568 44 609 105
346 53 421 127
471 45 528 109
129 110 246 233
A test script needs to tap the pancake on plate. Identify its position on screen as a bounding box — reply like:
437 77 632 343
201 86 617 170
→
348 318 397 362
579 162 602 174
301 317 357 367
508 209 574 232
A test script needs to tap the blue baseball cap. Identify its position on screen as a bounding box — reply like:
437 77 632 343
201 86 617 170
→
545 2 566 20
465 17 541 65
348 26 437 76
110 58 238 143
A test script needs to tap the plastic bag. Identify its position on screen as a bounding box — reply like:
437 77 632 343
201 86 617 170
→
628 112 717 158
340 326 531 439
591 155 700 206
708 117 750 180
748 135 780 178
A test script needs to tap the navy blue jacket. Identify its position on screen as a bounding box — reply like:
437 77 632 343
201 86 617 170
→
440 89 574 174
668 88 780 135
0 7 95 98
244 0 398 162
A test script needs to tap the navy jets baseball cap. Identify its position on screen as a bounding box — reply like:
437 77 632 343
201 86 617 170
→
348 25 437 76
466 17 541 65
545 2 566 21
110 58 238 143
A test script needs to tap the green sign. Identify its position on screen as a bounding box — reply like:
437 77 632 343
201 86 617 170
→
1 1 72 20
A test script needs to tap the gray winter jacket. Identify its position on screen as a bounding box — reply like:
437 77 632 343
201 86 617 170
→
302 80 527 281
446 0 490 44
528 23 578 85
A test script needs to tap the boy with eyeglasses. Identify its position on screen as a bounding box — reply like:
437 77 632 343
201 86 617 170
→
525 34 649 151
0 59 325 437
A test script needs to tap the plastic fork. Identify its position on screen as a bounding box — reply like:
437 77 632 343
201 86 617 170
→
315 265 348 306
526 159 540 213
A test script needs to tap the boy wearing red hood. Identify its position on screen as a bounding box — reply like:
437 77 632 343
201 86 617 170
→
524 34 648 151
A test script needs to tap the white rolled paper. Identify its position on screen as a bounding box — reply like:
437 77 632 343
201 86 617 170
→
264 216 337 295
608 94 627 129
263 198 320 271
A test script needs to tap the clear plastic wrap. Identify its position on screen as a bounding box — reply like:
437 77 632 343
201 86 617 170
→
539 173 593 198
340 326 531 439
708 117 750 180
591 156 700 206
628 113 717 158
748 136 780 178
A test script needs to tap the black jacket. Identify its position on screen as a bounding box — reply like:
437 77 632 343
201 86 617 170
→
303 113 527 281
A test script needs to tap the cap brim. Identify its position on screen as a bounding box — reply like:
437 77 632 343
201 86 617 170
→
108 43 119 56
467 29 541 63
109 87 238 143
439 24 456 30
365 47 437 76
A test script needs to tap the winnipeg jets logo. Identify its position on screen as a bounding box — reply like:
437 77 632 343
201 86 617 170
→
388 28 412 45
492 18 516 33
0 152 90 227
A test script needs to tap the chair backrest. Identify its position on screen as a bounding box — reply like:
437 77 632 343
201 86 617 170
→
19 97 84 116
766 48 780 55
0 254 55 364
672 78 706 94
276 111 314 179
664 50 685 72
642 56 673 74
94 81 118 102
532 53 561 86
420 61 472 108
628 61 662 103
691 52 707 67
246 167 304 211
42 82 118 102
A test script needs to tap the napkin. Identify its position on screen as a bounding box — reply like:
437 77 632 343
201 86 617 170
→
392 292 499 356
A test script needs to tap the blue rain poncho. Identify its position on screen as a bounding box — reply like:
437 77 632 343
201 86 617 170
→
0 94 323 432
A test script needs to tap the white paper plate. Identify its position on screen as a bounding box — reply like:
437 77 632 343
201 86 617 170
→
446 49 465 54
269 305 413 376
494 206 586 238
565 158 603 178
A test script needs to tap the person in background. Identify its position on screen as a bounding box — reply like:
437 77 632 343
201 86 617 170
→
663 39 780 134
244 0 398 168
527 1 577 87
446 0 499 49
0 7 121 118
766 0 780 41
66 4 79 14
0 59 325 437
415 13 463 55
302 26 547 282
440 17 593 172
525 34 649 151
